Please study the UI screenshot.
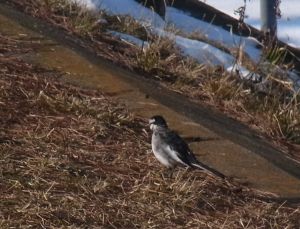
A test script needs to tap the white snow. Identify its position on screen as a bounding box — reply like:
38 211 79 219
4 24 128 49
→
108 30 149 48
71 0 299 87
111 29 256 80
73 1 259 64
165 7 262 62
72 0 95 9
200 0 300 48
73 0 165 27
174 35 235 66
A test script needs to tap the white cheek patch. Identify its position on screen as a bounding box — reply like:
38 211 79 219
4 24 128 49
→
149 119 155 130
150 123 157 130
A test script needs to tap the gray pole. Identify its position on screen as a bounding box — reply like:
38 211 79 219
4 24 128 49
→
260 0 277 37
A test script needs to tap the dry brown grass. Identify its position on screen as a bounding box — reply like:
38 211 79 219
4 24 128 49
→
5 0 300 160
1 32 300 229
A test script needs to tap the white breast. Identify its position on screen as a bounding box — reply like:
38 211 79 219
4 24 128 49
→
151 133 177 168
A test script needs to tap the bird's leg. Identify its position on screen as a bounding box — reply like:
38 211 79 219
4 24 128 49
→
161 167 174 179
166 167 174 179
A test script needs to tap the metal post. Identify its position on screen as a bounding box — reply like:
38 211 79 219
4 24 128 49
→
260 0 277 37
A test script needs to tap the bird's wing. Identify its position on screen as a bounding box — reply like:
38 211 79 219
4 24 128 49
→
159 130 226 179
159 130 197 166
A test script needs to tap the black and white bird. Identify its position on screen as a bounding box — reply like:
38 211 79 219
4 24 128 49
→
149 115 225 179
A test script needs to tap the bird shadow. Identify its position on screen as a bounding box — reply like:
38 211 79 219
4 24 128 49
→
183 136 221 143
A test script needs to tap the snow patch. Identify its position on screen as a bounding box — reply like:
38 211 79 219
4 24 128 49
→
108 31 149 48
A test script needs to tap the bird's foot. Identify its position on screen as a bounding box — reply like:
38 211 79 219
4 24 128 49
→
160 167 174 180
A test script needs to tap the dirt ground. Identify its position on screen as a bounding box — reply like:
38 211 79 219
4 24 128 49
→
1 29 300 228
4 0 300 164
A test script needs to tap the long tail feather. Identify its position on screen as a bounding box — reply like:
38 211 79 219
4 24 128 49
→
191 161 226 179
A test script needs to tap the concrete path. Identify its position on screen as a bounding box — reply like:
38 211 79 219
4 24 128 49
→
1 3 300 198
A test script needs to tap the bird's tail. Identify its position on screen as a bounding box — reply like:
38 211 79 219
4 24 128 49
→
191 161 225 179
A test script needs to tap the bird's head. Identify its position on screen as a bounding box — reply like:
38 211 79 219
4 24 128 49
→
149 115 168 130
